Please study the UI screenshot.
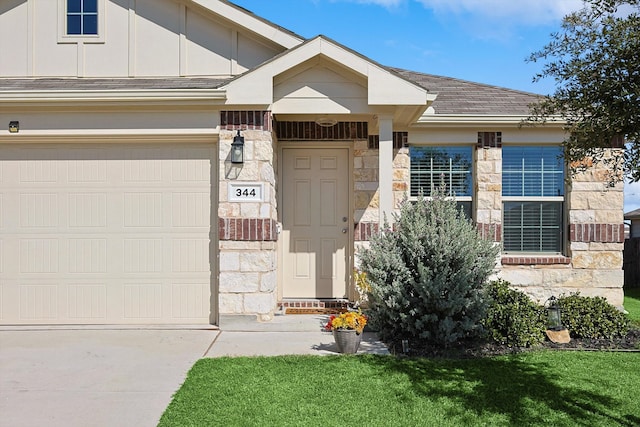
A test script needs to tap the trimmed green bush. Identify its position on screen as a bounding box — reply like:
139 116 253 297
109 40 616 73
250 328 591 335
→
482 280 546 348
557 293 630 339
359 193 499 348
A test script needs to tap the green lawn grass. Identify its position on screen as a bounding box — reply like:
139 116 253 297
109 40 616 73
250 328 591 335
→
625 288 640 325
159 352 640 427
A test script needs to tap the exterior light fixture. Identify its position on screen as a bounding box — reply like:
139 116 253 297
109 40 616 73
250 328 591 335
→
315 117 337 128
545 296 564 331
9 121 19 133
230 130 244 164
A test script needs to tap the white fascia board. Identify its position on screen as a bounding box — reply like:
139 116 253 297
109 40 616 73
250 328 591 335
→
0 89 227 110
0 131 218 144
414 114 566 127
225 37 430 107
224 38 326 105
368 66 429 105
190 0 303 48
315 39 429 106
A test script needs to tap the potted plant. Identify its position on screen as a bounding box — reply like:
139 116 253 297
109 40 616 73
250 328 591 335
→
324 311 368 354
353 269 371 308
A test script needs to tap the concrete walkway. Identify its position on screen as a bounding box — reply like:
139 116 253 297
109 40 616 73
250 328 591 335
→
0 315 388 427
208 313 389 357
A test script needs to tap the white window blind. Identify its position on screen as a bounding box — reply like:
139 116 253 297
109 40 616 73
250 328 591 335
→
410 146 473 198
502 146 564 253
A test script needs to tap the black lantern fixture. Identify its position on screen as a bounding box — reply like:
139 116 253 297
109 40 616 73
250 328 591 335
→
230 130 245 164
545 296 564 331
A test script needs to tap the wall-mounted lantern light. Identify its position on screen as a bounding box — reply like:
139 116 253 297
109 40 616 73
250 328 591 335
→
9 121 19 133
231 130 245 164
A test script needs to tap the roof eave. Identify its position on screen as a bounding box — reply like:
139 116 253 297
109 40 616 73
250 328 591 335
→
413 114 566 128
0 89 228 111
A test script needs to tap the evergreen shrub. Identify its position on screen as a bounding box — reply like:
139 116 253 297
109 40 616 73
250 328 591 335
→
358 193 499 347
557 293 630 339
483 280 546 348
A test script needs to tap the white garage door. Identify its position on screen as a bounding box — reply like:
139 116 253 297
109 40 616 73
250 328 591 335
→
0 143 216 325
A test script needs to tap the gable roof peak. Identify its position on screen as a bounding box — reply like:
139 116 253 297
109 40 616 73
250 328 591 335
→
191 0 304 48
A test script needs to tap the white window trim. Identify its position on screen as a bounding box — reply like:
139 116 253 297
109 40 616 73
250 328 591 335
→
501 144 567 255
502 144 567 257
502 198 565 255
408 144 475 201
407 195 472 203
58 0 105 44
502 196 564 203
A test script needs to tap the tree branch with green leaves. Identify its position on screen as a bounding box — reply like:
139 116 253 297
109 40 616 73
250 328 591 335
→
527 0 640 182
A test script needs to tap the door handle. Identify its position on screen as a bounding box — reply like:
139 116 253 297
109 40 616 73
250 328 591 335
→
342 228 348 233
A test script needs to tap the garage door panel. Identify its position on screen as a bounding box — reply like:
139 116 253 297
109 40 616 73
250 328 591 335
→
123 282 163 320
68 284 108 320
123 192 163 227
69 192 108 228
20 238 60 273
123 238 163 273
0 144 216 325
171 282 210 319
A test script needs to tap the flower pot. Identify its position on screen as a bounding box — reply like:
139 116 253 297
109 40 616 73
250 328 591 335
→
333 329 362 354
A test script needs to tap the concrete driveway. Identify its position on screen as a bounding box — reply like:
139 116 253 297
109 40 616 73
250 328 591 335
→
0 328 218 427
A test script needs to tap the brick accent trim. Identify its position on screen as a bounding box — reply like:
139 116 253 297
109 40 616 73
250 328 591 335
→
220 111 272 131
354 222 380 241
610 135 625 148
368 132 407 150
476 223 502 242
501 256 571 265
275 121 368 140
570 223 625 243
218 218 277 241
477 131 502 149
280 300 349 310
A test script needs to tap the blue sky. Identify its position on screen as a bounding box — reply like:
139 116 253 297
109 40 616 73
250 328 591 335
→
232 0 640 212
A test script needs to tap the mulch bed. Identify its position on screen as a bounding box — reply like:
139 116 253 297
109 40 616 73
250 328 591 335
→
384 328 640 359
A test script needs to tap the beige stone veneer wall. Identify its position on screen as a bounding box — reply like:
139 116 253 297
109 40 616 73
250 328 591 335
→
495 151 624 307
354 141 624 307
217 125 279 321
353 142 409 255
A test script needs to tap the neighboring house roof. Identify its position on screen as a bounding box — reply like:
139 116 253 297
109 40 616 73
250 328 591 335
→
390 68 542 116
0 78 230 91
625 208 640 220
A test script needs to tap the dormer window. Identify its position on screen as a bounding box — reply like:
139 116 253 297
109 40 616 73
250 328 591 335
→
67 0 98 35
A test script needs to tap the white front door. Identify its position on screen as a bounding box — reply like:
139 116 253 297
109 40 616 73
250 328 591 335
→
281 147 350 298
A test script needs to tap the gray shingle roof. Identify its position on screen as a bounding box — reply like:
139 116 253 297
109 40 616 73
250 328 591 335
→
0 77 230 91
625 208 640 220
1 70 542 117
390 67 542 115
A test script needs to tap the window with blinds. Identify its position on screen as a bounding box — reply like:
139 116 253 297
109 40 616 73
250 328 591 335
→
409 146 473 219
502 146 565 253
410 146 473 197
503 146 564 197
